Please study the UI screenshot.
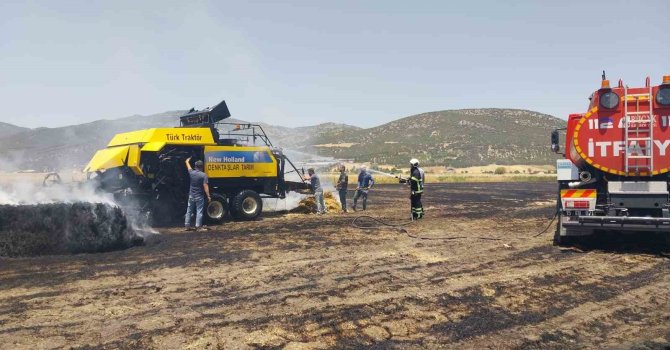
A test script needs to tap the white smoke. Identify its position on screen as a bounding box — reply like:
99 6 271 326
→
321 181 337 193
263 191 307 212
0 181 115 206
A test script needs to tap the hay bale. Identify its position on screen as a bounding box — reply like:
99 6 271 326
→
291 192 341 214
0 203 141 257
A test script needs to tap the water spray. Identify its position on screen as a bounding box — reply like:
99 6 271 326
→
366 169 405 181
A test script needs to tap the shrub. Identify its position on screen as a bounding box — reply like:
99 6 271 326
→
494 167 507 175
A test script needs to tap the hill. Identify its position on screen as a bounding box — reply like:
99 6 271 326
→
0 111 357 171
259 122 362 149
299 109 565 167
0 108 565 171
0 112 182 171
0 122 29 139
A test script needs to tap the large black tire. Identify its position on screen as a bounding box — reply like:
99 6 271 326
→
206 193 228 224
231 190 263 220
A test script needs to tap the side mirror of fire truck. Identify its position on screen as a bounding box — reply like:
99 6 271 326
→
550 130 560 153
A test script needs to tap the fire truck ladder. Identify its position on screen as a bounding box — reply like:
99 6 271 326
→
623 84 654 175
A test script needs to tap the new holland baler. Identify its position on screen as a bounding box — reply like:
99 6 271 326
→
84 100 309 224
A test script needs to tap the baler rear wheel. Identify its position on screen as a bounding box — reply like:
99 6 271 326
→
231 190 263 220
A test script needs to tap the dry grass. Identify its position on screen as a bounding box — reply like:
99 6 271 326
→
319 163 557 184
291 192 341 213
321 173 555 184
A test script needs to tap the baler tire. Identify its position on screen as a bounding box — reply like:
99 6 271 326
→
206 194 228 224
231 190 263 220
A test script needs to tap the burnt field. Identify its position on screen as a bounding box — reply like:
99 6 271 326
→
0 182 668 349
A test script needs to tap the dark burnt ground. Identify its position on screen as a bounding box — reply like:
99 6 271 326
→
0 182 668 350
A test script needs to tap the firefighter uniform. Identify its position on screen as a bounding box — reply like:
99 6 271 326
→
409 166 424 219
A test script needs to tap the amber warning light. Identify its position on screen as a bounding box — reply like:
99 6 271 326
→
601 79 610 89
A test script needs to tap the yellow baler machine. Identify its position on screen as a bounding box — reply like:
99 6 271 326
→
84 100 309 224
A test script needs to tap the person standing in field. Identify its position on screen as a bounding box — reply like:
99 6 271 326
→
352 165 374 211
336 164 349 213
184 157 211 231
400 158 424 220
303 168 326 214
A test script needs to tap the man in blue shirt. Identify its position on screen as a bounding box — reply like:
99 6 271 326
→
184 157 211 231
352 165 374 211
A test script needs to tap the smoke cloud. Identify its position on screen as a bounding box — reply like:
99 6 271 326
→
0 180 157 235
0 181 114 206
263 191 308 212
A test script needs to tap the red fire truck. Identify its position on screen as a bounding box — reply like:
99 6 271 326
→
551 73 670 245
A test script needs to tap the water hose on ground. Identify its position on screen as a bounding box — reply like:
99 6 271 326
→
352 211 559 240
533 210 559 237
351 215 502 241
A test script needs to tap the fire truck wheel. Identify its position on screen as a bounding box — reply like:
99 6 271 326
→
206 194 228 224
232 190 263 220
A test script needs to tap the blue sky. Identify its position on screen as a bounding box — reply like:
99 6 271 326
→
1 0 668 128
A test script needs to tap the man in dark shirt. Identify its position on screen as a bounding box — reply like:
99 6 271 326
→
184 157 211 231
336 164 348 213
353 165 374 211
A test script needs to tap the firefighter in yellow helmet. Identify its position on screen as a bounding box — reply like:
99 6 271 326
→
400 158 424 219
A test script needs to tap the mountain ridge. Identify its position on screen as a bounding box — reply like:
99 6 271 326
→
0 108 565 170
0 122 30 139
297 108 565 167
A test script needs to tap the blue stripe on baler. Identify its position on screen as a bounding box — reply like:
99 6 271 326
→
205 151 273 163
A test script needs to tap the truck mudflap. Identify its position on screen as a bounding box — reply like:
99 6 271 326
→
565 215 670 231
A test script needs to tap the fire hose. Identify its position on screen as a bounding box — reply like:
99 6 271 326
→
533 209 559 237
351 215 503 241
352 211 560 240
